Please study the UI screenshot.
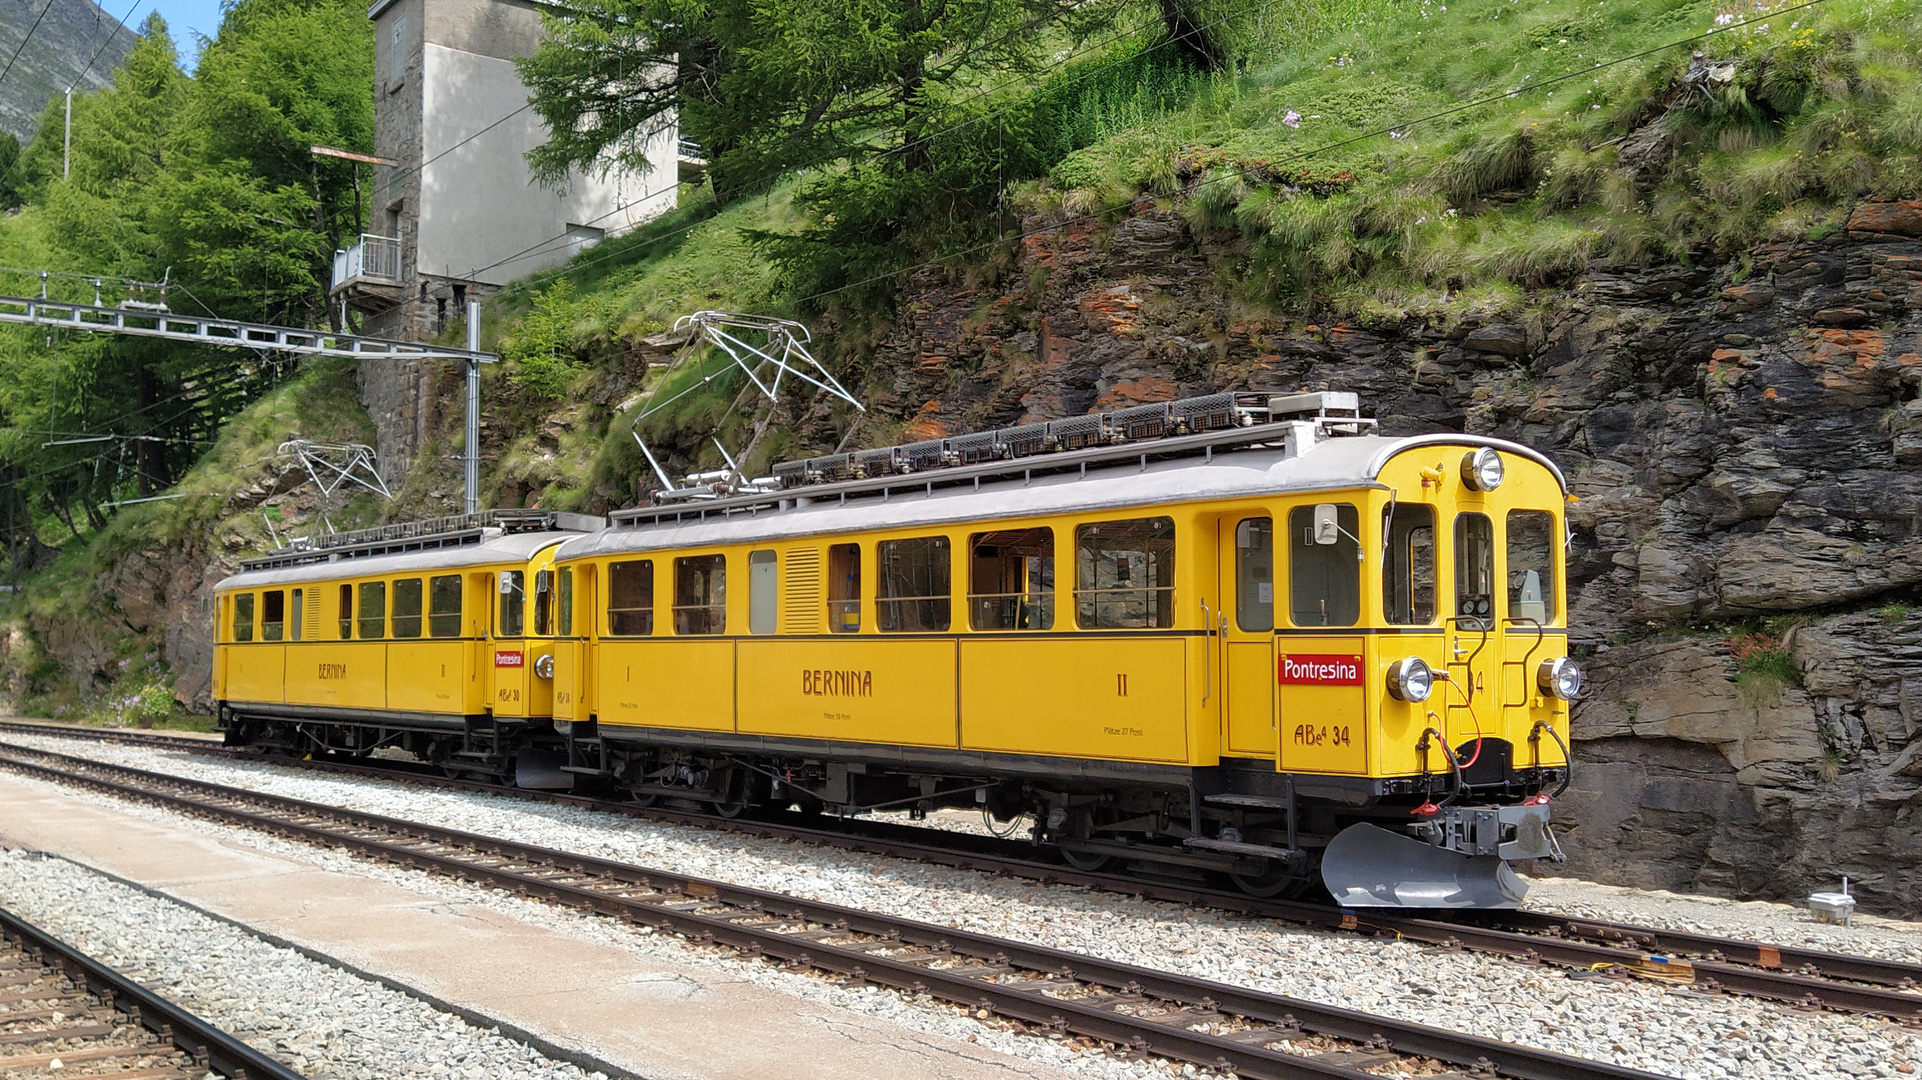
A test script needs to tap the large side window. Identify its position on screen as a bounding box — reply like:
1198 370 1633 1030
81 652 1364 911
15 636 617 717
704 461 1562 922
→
1076 517 1176 629
429 574 463 637
1234 518 1274 633
1456 512 1496 621
233 593 255 643
338 583 353 639
358 582 387 640
673 555 726 635
608 560 654 636
559 567 574 636
499 571 526 636
1383 504 1437 625
1506 510 1557 623
877 537 951 633
1288 504 1359 627
392 578 424 638
970 528 1053 631
827 543 861 633
749 550 778 635
261 590 286 641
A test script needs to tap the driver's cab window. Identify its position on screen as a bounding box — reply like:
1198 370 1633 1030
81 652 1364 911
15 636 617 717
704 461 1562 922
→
1455 512 1496 623
1288 504 1358 627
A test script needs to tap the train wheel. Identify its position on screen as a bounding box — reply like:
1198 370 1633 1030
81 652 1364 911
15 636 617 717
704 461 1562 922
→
1229 865 1315 899
1058 846 1114 873
708 796 748 819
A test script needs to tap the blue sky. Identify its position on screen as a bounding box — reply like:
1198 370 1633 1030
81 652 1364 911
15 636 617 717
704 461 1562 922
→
124 0 227 67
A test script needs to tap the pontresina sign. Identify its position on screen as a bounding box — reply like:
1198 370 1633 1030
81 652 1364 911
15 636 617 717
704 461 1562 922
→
1277 654 1363 686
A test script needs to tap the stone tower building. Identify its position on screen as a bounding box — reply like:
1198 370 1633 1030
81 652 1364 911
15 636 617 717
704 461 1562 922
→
331 0 680 483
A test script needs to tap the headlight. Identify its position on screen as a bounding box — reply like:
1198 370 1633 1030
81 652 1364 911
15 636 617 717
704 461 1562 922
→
534 654 555 679
1462 447 1504 492
1387 657 1435 703
1537 657 1581 700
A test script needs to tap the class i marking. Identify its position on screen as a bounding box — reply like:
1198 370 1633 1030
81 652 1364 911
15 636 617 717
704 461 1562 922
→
1116 673 1128 696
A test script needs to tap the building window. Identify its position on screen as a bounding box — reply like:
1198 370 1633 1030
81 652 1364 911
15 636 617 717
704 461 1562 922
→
429 574 463 638
608 560 654 636
1507 510 1557 623
1233 518 1274 633
1383 504 1437 625
1288 505 1359 627
392 578 423 638
499 571 525 637
877 537 951 633
827 543 860 633
969 528 1053 631
358 581 387 640
1075 518 1175 629
233 593 254 643
673 555 726 635
261 590 286 641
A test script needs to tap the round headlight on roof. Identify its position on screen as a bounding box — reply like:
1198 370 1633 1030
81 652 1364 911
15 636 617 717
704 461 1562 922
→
1537 657 1582 700
1386 657 1435 703
1462 447 1504 492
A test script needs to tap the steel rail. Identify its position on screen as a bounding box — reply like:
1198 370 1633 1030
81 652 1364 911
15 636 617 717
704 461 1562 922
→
7 721 1922 1016
0 902 307 1080
0 744 1662 1080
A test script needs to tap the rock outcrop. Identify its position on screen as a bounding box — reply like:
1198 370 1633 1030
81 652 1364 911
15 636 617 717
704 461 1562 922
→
865 196 1922 914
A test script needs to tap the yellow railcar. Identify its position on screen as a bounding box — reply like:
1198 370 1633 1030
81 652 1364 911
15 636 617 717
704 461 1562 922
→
213 511 600 780
212 393 1580 907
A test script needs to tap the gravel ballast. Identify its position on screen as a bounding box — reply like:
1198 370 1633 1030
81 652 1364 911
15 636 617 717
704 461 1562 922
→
0 850 611 1080
6 734 1922 1080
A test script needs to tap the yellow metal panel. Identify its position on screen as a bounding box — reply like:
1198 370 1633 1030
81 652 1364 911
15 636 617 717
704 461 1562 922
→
737 639 955 747
526 642 555 716
385 642 466 715
960 638 1188 763
283 643 387 710
551 639 586 721
1502 633 1569 767
597 640 734 730
224 644 285 704
1276 637 1368 774
491 642 531 717
1223 639 1276 756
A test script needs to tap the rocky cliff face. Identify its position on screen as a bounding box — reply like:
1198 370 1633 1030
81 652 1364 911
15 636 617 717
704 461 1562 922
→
865 197 1922 915
0 0 136 142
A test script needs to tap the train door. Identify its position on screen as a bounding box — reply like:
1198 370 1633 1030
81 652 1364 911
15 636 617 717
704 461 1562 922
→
1444 511 1502 761
492 569 529 717
1218 515 1277 757
1274 503 1368 775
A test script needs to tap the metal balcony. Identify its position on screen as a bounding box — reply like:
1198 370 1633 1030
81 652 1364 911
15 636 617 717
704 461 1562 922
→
330 233 403 312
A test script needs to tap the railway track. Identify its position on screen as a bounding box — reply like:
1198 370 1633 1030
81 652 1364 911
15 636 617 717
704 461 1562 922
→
0 740 1667 1080
0 899 304 1080
7 720 1922 1023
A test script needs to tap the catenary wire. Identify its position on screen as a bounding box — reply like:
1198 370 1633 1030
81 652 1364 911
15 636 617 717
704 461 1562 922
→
0 0 59 88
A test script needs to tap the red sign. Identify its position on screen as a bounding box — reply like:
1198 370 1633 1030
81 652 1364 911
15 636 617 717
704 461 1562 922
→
495 650 525 668
1278 654 1362 686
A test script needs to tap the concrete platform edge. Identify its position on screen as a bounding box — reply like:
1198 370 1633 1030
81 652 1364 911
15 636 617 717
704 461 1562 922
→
15 848 644 1080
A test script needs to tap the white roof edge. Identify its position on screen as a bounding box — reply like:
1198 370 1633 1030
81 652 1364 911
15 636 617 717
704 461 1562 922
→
367 0 401 20
1366 434 1568 494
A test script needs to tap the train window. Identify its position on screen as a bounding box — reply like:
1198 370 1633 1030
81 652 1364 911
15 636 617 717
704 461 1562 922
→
338 584 353 639
558 567 574 636
1383 504 1437 625
233 593 254 643
358 581 387 640
533 570 553 636
608 560 654 635
392 578 423 638
1075 517 1175 629
429 575 463 637
1234 518 1274 633
877 537 951 633
673 555 726 635
498 571 525 637
290 589 305 642
749 550 778 635
1287 505 1358 627
970 528 1053 631
1455 513 1496 623
261 590 286 641
1506 510 1557 623
827 544 861 633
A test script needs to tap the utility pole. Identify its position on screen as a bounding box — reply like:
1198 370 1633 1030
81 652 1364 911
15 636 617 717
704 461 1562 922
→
62 88 70 179
464 299 480 514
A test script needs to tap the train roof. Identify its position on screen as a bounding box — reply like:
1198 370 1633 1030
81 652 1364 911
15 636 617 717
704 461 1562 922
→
215 528 577 591
555 431 1565 562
